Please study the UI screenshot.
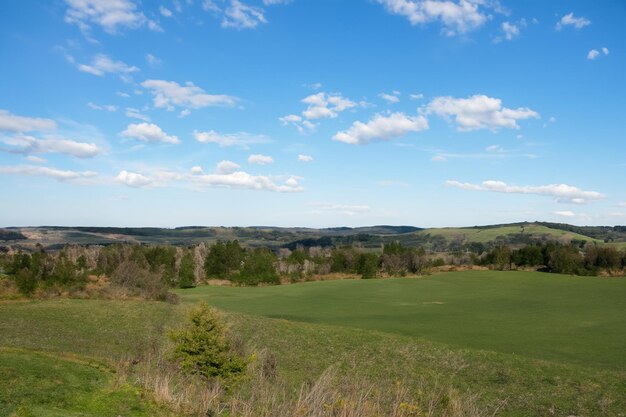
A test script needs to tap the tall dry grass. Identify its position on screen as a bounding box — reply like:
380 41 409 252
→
114 346 504 417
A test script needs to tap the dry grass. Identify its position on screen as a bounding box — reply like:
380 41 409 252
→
114 344 501 417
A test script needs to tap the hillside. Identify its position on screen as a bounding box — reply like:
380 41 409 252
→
1 222 624 252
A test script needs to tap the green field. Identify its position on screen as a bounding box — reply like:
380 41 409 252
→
180 271 626 370
416 224 603 244
1 271 625 416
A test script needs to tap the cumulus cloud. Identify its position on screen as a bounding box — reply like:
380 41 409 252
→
298 154 313 162
222 0 267 29
64 0 156 34
554 210 576 217
0 165 97 183
193 130 271 149
501 21 519 40
333 112 428 145
445 180 605 204
280 91 360 132
376 0 494 36
301 92 357 120
279 114 316 133
77 54 138 79
587 47 609 60
190 166 204 175
216 160 241 174
379 92 400 103
587 49 600 60
427 94 539 131
556 12 591 30
0 110 57 132
120 123 180 144
87 102 118 112
141 79 237 111
409 93 424 100
190 161 303 192
159 6 173 17
116 170 152 187
248 154 274 165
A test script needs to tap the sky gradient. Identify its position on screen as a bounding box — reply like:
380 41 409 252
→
1 0 625 228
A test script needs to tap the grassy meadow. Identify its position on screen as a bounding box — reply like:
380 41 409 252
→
1 271 625 416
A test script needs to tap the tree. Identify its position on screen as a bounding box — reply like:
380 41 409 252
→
357 253 380 279
178 252 196 288
205 241 245 279
169 303 247 387
235 248 279 285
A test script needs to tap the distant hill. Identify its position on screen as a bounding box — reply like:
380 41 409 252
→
1 222 624 251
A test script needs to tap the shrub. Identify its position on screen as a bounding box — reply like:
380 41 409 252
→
178 252 196 288
169 303 247 388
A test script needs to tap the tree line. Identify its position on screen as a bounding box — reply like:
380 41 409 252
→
1 240 624 300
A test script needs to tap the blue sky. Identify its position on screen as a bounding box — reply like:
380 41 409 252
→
0 0 624 228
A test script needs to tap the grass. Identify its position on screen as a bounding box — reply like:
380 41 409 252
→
179 270 626 370
0 348 166 417
417 224 603 244
1 271 625 416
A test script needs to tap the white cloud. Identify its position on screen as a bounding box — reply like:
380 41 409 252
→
222 0 267 29
77 54 138 78
125 107 150 122
409 93 424 100
301 92 357 120
376 0 493 36
121 123 180 144
178 109 191 118
145 53 161 67
141 79 237 111
298 154 313 162
87 102 118 112
263 0 292 4
116 170 152 187
0 110 57 132
117 91 130 98
379 92 400 103
617 202 626 208
216 160 241 174
1 135 104 158
64 0 155 34
333 112 428 145
501 21 519 40
427 94 539 131
556 12 591 30
191 166 204 175
248 154 274 165
554 210 576 217
192 161 303 192
0 165 97 183
159 6 173 17
25 155 46 164
193 130 271 149
588 48 609 60
309 202 370 216
446 180 605 204
279 114 316 132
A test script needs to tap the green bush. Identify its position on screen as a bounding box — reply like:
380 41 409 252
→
234 248 280 285
169 303 247 387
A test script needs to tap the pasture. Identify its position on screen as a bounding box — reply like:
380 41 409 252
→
1 270 625 416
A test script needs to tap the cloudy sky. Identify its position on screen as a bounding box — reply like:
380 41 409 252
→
0 0 624 227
